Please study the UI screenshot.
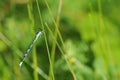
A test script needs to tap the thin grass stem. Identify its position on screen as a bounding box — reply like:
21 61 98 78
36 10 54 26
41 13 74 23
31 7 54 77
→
44 0 76 79
45 23 76 80
27 2 38 80
35 0 54 79
49 0 62 79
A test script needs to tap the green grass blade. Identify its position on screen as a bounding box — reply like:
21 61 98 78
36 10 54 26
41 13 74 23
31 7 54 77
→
45 23 77 80
27 2 38 80
35 0 54 79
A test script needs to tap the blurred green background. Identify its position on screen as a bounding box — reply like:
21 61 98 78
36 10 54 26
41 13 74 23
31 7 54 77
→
0 0 120 80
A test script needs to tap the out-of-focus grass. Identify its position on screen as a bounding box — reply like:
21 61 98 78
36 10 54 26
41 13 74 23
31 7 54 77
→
0 0 120 80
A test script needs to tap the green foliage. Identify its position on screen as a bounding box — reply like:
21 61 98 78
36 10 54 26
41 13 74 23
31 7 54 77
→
0 0 120 80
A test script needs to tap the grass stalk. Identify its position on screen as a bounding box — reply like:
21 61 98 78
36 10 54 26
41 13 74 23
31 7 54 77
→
97 0 107 61
49 0 62 79
45 23 76 80
97 0 118 79
43 25 54 80
97 0 114 78
35 0 54 79
27 1 38 80
44 0 76 79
